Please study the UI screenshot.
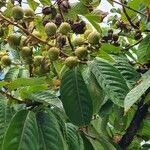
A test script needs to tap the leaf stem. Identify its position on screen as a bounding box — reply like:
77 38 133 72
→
112 0 147 17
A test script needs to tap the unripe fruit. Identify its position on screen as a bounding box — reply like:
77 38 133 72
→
88 32 100 45
84 30 92 39
58 22 71 35
24 8 34 22
1 55 11 66
65 56 78 68
7 34 21 49
45 22 57 37
32 31 41 38
12 6 24 21
48 47 60 61
74 37 84 47
34 56 44 66
21 46 32 58
75 47 87 59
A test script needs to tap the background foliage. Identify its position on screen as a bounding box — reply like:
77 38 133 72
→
0 0 149 149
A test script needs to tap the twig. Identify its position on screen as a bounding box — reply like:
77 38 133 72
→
122 38 143 51
119 100 149 148
112 0 147 17
0 13 69 57
67 35 74 51
121 0 138 29
0 90 24 103
56 0 74 51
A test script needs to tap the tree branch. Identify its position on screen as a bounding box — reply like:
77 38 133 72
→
0 13 69 57
122 38 143 51
119 100 149 149
112 0 147 17
120 0 138 29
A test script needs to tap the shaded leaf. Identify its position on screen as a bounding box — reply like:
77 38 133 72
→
2 110 39 150
88 58 129 107
60 67 93 126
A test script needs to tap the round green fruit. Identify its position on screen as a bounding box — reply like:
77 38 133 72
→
84 30 92 39
34 55 44 66
24 8 34 22
65 56 78 68
74 37 84 47
1 55 11 66
48 47 60 61
7 34 21 49
75 47 87 59
45 22 57 37
21 46 32 58
58 22 71 35
32 31 41 38
88 32 100 45
12 5 24 21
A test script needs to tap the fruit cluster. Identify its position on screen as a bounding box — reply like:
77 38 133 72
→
1 0 142 76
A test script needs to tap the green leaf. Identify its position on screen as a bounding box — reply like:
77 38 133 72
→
7 77 46 90
27 0 39 11
23 90 60 105
83 68 105 114
0 96 14 147
112 54 141 88
4 67 20 81
101 43 121 54
36 111 66 150
66 123 84 150
88 58 129 107
60 67 93 126
96 50 116 62
2 110 39 150
65 2 89 20
137 35 150 63
83 14 102 32
124 75 150 112
0 81 8 88
39 0 51 5
137 120 150 140
83 126 116 150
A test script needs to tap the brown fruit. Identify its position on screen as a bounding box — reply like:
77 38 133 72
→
1 55 11 66
12 6 24 21
65 56 78 68
48 47 60 61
